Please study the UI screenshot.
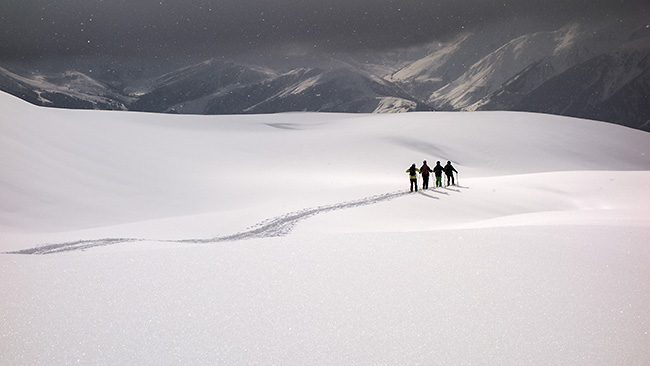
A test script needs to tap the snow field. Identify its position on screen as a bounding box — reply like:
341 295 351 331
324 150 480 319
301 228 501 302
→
1 91 650 365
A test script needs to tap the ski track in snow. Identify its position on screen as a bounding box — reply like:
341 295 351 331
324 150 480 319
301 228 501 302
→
7 188 463 255
7 238 142 255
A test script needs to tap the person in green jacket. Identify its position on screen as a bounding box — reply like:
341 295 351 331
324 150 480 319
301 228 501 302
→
432 161 444 188
406 163 420 192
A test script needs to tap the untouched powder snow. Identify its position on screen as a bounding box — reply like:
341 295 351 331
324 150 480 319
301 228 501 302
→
1 91 650 365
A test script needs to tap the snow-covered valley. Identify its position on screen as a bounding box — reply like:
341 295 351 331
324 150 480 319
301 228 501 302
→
1 91 649 365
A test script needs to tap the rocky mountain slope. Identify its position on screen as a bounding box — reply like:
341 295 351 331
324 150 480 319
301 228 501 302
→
1 17 648 130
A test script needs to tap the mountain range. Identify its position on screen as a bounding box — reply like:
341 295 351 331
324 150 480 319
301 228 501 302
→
1 16 649 131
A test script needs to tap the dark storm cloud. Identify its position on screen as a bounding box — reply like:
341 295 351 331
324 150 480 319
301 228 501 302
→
0 0 647 64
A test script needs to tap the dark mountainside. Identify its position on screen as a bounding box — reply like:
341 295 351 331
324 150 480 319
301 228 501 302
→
1 17 649 131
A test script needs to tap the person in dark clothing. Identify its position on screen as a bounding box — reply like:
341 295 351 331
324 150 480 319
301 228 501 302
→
444 161 458 186
420 160 433 189
406 163 420 192
432 161 444 188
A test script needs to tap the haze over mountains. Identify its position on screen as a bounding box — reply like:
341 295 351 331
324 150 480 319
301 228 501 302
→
1 14 649 130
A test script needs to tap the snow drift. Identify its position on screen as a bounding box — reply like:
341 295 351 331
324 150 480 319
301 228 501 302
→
1 91 649 365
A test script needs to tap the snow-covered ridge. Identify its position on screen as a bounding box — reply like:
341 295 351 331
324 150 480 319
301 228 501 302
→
428 23 604 110
0 65 131 109
388 33 471 83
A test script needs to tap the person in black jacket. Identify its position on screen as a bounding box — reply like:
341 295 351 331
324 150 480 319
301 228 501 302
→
432 161 444 188
444 161 458 186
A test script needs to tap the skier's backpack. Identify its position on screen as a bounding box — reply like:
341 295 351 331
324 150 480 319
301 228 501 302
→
409 165 416 176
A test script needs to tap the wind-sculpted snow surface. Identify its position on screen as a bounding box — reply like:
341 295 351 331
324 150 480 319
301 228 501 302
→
7 191 412 254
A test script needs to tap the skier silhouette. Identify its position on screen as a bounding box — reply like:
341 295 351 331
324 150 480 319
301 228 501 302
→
420 160 433 189
444 161 458 186
432 161 444 188
406 163 420 192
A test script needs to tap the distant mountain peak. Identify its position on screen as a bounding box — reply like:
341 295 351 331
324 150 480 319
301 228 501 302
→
1 15 649 130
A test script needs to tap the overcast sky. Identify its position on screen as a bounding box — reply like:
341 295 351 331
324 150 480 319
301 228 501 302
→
1 0 647 66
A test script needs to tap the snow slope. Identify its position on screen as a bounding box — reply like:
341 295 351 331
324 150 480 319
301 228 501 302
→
1 91 649 365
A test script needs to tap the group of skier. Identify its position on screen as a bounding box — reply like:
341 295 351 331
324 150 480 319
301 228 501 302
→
406 160 457 192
